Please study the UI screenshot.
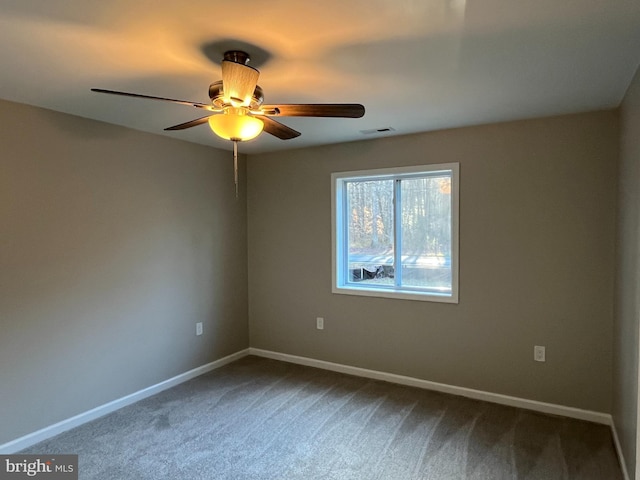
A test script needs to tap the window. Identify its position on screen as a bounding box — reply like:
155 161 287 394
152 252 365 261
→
332 163 459 303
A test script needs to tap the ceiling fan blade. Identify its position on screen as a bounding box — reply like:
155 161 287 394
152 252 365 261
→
259 116 301 140
221 61 259 107
91 88 216 111
261 104 365 118
164 115 212 131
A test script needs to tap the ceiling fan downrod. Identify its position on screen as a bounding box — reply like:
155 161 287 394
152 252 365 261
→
223 50 251 65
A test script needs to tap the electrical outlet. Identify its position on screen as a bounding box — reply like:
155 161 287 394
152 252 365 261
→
316 317 324 330
196 322 203 336
534 345 545 362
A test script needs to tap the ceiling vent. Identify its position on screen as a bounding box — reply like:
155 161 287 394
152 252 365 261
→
360 127 395 135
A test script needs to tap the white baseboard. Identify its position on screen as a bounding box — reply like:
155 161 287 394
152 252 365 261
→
611 420 631 480
0 349 250 454
249 348 612 425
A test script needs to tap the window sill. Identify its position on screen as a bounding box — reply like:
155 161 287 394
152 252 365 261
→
332 285 459 304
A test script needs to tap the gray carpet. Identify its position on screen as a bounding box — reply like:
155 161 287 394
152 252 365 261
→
22 356 622 479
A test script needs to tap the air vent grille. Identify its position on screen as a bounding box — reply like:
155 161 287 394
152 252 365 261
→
360 127 396 135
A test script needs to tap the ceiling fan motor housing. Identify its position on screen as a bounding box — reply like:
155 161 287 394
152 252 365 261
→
209 81 264 110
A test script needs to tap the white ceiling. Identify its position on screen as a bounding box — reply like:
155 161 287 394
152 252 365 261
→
0 0 638 154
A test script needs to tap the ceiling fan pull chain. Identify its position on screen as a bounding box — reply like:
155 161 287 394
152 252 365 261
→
233 140 239 198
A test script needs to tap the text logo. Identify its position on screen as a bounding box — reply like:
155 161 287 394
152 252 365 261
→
0 455 77 480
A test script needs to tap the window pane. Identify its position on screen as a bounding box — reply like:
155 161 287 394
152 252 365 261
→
400 176 452 292
346 179 394 286
333 163 458 303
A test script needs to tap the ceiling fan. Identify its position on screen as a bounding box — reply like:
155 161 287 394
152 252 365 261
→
92 50 365 195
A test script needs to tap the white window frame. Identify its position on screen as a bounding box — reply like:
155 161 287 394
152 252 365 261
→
331 163 459 303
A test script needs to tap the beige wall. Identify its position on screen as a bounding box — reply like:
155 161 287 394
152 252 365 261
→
248 111 618 412
614 65 640 479
0 98 623 448
0 100 249 445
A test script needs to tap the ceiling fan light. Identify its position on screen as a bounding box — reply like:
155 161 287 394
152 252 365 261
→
208 108 264 141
